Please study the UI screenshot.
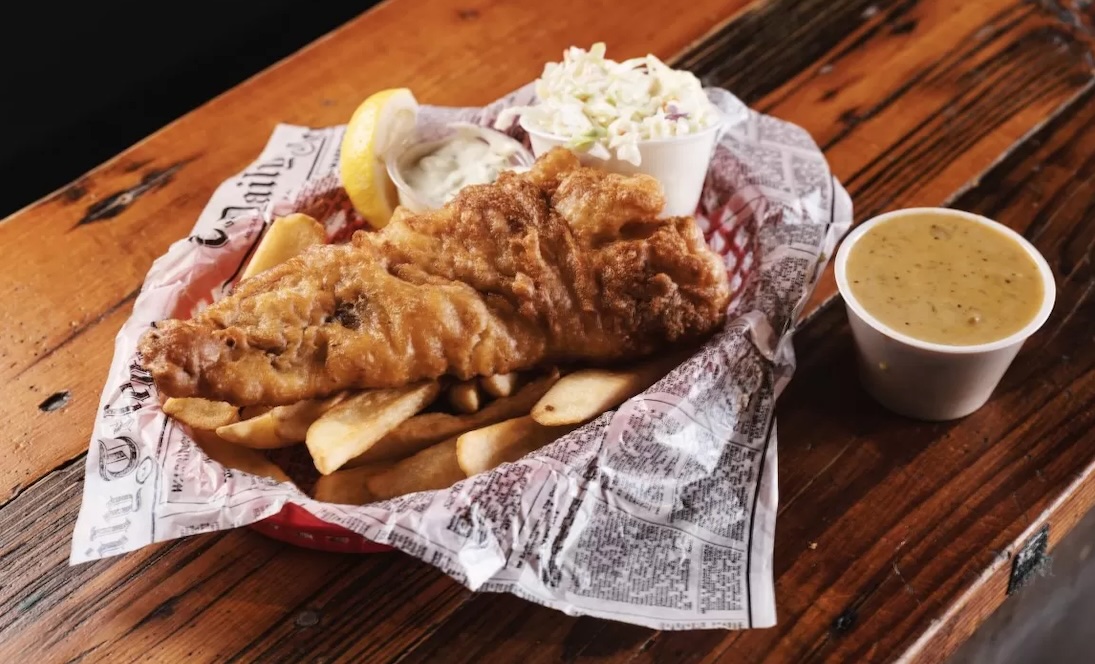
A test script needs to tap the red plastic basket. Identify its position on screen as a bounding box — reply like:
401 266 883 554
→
250 502 393 553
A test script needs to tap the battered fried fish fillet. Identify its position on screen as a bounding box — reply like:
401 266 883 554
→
139 148 731 406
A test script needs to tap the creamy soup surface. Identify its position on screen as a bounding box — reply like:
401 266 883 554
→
845 213 1043 346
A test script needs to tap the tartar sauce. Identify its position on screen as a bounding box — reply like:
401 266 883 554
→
404 133 517 206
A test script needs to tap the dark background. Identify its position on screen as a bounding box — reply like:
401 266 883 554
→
0 2 376 219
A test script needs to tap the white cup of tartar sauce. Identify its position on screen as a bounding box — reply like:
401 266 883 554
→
387 124 534 213
835 207 1055 421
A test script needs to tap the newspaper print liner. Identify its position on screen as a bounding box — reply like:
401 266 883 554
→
71 84 852 630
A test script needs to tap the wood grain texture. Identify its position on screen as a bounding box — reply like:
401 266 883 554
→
1 0 1093 662
0 464 471 662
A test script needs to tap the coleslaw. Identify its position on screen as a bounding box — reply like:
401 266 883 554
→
495 43 719 165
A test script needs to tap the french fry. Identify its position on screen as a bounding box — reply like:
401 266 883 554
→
241 213 326 281
306 381 440 474
480 372 519 398
216 411 286 449
448 380 481 414
531 354 685 426
189 429 291 484
456 416 574 476
162 397 239 430
275 393 348 441
211 398 324 449
312 461 394 505
215 394 345 449
344 369 560 466
365 438 464 500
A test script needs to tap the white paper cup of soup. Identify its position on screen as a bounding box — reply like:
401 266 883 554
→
834 207 1055 421
520 118 722 217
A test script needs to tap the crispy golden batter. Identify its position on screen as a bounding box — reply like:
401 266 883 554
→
139 148 731 405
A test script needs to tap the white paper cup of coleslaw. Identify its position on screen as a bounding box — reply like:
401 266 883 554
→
521 118 722 217
834 208 1056 421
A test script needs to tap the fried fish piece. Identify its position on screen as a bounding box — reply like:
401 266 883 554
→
139 148 730 406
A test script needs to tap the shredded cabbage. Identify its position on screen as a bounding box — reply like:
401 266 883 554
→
495 43 719 165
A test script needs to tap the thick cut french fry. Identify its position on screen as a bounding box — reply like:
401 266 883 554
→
456 416 574 476
531 355 685 426
306 382 440 474
312 461 395 505
448 380 481 414
276 393 347 441
216 411 286 449
344 370 560 466
215 395 342 449
162 397 239 430
365 438 464 500
241 213 326 281
479 372 519 398
189 429 291 484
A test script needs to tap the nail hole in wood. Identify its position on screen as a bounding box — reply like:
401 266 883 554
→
831 607 857 636
39 391 71 412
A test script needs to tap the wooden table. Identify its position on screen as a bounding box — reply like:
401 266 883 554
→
2 1 1093 661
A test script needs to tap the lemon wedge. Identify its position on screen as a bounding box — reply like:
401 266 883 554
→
339 88 419 228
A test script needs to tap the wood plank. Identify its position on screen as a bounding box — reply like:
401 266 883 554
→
0 0 752 499
0 461 474 662
1 1 1093 662
0 303 133 509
